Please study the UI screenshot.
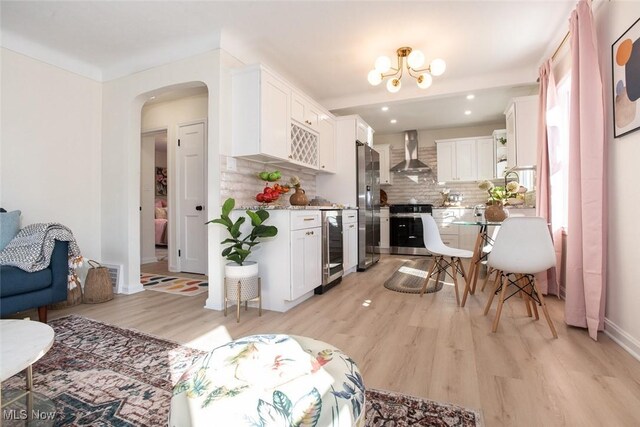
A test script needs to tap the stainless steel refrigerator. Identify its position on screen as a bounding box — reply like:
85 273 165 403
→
356 141 380 270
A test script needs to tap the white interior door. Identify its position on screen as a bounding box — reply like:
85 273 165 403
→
140 134 157 264
178 122 207 274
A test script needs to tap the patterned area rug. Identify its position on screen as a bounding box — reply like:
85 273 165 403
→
365 389 482 426
140 273 208 296
1 316 482 426
384 258 444 294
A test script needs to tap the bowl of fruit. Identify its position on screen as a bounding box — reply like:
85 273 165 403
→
258 170 282 182
256 184 291 204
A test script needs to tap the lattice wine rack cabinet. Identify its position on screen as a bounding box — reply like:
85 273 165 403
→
290 123 318 168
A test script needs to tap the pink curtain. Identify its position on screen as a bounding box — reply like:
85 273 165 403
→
565 0 606 340
535 59 561 296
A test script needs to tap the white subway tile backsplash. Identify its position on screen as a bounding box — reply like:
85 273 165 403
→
383 146 496 207
220 155 317 207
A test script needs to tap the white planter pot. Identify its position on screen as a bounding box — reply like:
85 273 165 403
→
225 261 259 279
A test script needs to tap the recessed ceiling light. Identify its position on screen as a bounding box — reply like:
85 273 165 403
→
464 110 472 115
390 119 397 124
381 106 389 112
466 94 475 100
149 96 156 100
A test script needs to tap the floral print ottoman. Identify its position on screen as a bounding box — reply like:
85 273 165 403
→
170 334 365 427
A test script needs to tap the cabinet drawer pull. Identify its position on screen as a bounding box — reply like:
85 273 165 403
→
303 218 315 221
350 225 355 228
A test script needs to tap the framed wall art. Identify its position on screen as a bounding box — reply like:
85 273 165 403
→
155 167 167 196
612 17 640 138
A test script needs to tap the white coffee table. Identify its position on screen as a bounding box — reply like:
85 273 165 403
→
0 319 55 422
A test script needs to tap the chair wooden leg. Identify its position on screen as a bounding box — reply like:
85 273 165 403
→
516 275 533 318
492 274 509 333
37 306 48 323
451 258 461 306
524 276 539 320
483 271 501 315
420 257 438 297
481 267 494 292
532 281 558 339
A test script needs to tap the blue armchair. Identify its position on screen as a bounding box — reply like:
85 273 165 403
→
0 240 69 322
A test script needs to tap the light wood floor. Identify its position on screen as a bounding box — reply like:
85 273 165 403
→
140 259 207 280
33 255 640 426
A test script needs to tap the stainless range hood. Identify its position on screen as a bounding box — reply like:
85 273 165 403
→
389 130 433 174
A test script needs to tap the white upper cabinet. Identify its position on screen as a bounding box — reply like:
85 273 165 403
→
356 118 373 146
232 64 336 173
291 90 321 131
455 139 477 181
476 137 495 180
504 95 539 168
318 116 337 173
232 65 291 162
376 144 393 185
436 136 494 183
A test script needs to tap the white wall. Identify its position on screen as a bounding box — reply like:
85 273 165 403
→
141 93 208 270
0 48 102 259
594 2 640 358
101 49 244 311
140 134 156 264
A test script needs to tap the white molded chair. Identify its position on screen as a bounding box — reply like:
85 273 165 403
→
419 214 474 305
484 217 558 338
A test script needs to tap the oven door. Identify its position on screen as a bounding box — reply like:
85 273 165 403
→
390 215 430 255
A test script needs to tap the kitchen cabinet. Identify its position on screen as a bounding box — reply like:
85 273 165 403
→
342 210 358 273
289 122 319 169
230 209 324 312
379 207 390 253
376 144 393 185
476 137 495 180
435 137 495 183
232 65 291 162
356 117 373 146
318 116 337 173
290 226 322 300
291 91 321 130
505 95 538 168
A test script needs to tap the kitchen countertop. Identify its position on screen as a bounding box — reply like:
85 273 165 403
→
235 205 357 211
432 205 535 209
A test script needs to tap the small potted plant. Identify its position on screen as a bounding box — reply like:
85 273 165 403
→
478 180 520 221
207 198 278 279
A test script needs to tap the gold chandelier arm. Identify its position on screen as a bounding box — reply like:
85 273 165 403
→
407 65 431 78
381 67 400 79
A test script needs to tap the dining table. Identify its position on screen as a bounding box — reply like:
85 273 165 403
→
452 219 504 307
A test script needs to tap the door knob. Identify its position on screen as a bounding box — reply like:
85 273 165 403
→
196 205 204 211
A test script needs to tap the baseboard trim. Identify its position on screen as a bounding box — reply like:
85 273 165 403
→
120 283 145 295
141 257 157 265
604 318 640 362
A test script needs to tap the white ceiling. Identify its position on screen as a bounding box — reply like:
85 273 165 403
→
1 1 574 129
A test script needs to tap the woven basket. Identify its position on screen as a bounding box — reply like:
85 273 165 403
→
83 260 114 304
49 284 83 310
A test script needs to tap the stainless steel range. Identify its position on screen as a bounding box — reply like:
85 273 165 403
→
389 204 433 255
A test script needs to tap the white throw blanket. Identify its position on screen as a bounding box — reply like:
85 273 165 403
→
0 223 83 289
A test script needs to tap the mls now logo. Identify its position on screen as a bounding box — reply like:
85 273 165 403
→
3 408 56 421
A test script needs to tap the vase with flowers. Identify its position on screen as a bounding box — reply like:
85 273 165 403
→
478 180 520 221
288 175 309 206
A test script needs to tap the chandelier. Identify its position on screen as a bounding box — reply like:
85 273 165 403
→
367 47 446 93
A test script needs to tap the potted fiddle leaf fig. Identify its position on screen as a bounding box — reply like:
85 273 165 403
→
207 198 278 278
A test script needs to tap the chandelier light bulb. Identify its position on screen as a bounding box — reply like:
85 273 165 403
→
374 56 392 73
417 73 433 89
387 78 401 93
407 50 425 69
430 58 447 76
367 70 383 86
